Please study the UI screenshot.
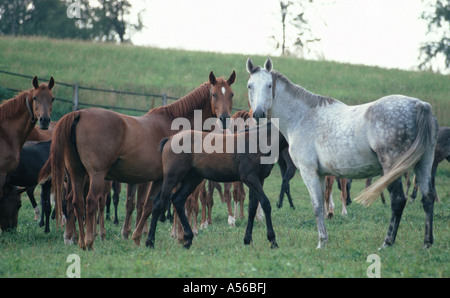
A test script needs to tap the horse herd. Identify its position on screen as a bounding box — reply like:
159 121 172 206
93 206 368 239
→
0 58 448 252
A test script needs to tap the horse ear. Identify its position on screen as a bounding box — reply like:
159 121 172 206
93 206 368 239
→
264 58 273 72
209 71 217 85
227 70 236 85
48 76 55 90
32 76 39 89
246 58 254 74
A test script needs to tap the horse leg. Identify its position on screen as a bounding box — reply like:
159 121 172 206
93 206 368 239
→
284 165 296 209
243 188 258 245
276 155 287 209
146 177 177 248
430 163 440 202
243 177 277 248
172 175 204 248
381 177 407 248
132 180 162 246
71 175 87 249
238 182 246 219
300 169 328 248
214 182 225 203
63 180 77 245
324 176 335 218
199 180 209 228
414 154 437 248
84 175 106 250
206 181 214 225
105 190 112 221
41 181 52 233
136 182 151 231
112 181 120 224
25 186 39 221
340 178 348 216
223 182 235 226
121 183 137 239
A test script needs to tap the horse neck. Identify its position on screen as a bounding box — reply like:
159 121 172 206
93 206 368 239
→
147 82 215 131
271 79 311 138
1 93 36 146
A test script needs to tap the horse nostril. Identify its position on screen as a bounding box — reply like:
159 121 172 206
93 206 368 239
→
39 117 50 129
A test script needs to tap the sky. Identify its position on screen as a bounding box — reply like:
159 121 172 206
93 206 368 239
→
129 0 440 72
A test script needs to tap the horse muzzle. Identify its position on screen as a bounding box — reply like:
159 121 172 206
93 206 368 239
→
219 114 230 129
253 109 266 124
39 116 51 130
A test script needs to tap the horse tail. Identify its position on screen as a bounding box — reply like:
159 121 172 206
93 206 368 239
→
159 137 170 153
46 112 82 227
355 101 438 206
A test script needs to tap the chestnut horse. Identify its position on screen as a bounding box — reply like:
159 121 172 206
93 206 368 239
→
0 76 55 195
41 71 235 250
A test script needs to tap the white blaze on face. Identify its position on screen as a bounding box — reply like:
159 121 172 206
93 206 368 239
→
221 86 226 95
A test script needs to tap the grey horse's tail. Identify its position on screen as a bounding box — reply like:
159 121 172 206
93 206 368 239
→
355 101 438 206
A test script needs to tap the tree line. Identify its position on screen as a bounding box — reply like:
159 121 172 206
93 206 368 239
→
0 0 143 43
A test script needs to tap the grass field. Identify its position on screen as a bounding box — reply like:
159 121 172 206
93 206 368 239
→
0 163 449 278
0 37 449 279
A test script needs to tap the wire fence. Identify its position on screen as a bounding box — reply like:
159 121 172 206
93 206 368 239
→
0 69 186 114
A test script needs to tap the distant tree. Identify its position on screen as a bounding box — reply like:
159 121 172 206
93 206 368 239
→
0 0 143 43
271 0 321 57
0 0 33 36
419 0 450 71
92 0 144 43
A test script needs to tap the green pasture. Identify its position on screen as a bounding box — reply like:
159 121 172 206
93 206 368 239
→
0 163 448 278
0 37 448 278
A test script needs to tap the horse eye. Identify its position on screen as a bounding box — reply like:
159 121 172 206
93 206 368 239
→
231 93 234 98
268 85 272 89
212 93 217 99
247 85 251 89
33 96 37 101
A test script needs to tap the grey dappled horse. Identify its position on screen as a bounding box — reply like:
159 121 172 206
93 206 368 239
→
246 58 439 249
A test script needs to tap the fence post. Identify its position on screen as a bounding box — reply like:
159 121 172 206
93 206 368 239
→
72 83 79 111
162 92 167 106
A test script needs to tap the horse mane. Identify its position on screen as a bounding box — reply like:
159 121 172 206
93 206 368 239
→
271 70 337 108
0 90 30 119
149 82 212 119
231 110 252 120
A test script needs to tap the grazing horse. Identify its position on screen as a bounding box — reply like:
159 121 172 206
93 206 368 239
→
246 58 439 249
2 141 52 232
41 71 235 250
146 121 287 249
0 76 55 194
0 185 26 232
410 126 450 202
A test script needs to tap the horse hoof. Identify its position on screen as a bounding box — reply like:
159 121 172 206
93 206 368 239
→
423 242 433 249
290 206 296 210
270 241 279 249
145 240 155 249
132 234 141 246
183 242 192 249
244 237 252 245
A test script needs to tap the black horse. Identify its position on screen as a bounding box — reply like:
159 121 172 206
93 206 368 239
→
2 140 52 232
